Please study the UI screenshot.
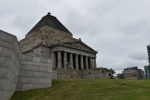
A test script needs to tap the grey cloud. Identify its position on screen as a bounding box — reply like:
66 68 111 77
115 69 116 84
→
127 51 148 61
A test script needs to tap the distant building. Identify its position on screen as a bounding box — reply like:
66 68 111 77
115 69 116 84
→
144 65 150 79
122 67 145 80
117 73 123 79
147 45 150 63
145 45 150 79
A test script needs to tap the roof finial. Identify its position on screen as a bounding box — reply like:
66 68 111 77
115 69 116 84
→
47 12 51 15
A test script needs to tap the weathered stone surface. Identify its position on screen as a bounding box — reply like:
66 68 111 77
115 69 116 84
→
6 35 17 44
1 90 13 100
0 90 2 100
0 31 21 100
23 84 32 91
0 31 7 41
30 78 39 83
16 55 52 91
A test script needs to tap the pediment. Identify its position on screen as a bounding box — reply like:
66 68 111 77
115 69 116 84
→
63 41 97 53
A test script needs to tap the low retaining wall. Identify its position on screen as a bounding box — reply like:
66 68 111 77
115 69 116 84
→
0 30 22 100
16 55 52 91
52 68 109 79
83 68 109 79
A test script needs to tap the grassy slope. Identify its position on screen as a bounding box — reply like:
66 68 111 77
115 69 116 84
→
11 79 150 100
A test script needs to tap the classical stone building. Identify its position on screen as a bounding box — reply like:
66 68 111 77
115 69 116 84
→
20 12 97 71
19 13 107 79
0 13 108 100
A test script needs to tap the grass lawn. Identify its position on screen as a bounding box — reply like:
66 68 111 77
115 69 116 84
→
11 79 150 100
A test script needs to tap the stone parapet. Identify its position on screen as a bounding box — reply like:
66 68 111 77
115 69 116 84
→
0 30 22 100
52 68 109 80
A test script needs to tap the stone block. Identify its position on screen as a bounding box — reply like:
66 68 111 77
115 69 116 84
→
32 84 41 89
34 72 42 77
47 66 52 72
6 34 17 44
39 58 48 63
0 79 14 91
16 77 22 84
19 77 31 84
39 78 47 84
0 79 6 90
0 67 8 78
33 57 40 62
39 66 47 72
0 47 3 56
23 84 32 91
0 90 2 100
9 43 15 50
48 59 52 64
0 31 7 41
21 64 32 71
16 84 23 91
30 66 39 71
4 80 15 91
46 78 51 84
6 70 16 82
0 57 5 67
1 90 11 100
8 61 16 73
15 59 21 69
30 78 39 84
22 55 33 61
41 72 51 78
11 52 16 64
25 71 34 77
18 71 25 77
14 75 18 83
0 40 10 50
1 48 13 58
22 61 49 67
3 58 11 68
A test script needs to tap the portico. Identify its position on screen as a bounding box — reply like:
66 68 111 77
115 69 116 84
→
52 50 96 70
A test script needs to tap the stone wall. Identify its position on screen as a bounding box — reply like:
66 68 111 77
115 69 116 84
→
52 69 57 79
20 26 74 53
0 30 22 100
52 68 109 80
83 68 109 79
16 55 52 91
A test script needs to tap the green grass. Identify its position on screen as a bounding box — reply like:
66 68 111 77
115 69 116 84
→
11 79 150 100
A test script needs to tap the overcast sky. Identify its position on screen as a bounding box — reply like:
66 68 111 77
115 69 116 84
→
0 0 150 74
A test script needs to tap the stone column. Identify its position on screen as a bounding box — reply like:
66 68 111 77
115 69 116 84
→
94 58 97 69
64 52 67 69
70 53 73 69
90 57 93 69
75 54 79 70
57 51 62 68
51 52 56 68
80 55 84 70
85 56 88 70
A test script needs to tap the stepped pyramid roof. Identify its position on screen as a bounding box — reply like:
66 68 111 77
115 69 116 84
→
27 12 72 35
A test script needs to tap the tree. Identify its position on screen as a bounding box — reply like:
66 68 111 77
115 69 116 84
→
106 68 116 79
